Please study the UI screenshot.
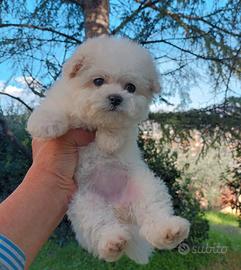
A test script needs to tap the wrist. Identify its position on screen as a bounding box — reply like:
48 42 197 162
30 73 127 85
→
0 164 75 267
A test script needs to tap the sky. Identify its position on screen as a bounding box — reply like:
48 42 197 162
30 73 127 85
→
0 0 240 112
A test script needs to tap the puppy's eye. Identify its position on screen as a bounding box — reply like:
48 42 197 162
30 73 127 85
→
124 83 136 93
93 78 104 86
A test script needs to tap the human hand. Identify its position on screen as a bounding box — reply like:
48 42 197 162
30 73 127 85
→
30 128 95 196
0 129 94 265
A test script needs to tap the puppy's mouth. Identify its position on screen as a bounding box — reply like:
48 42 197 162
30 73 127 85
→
108 105 120 112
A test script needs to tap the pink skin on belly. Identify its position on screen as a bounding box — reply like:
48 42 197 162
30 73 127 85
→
89 163 139 205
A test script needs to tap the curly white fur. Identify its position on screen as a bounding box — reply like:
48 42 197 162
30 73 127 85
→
27 36 190 264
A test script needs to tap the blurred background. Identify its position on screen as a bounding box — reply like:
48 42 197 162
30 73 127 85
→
0 1 240 269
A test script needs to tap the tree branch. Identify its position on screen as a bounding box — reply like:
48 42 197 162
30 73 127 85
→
145 3 239 67
0 23 82 44
63 0 83 6
160 64 187 76
111 0 160 35
22 74 46 98
141 39 235 64
173 12 241 38
0 92 33 111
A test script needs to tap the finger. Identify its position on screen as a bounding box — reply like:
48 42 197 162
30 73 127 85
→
62 128 95 146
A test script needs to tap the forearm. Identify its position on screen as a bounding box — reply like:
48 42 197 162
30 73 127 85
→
0 165 73 269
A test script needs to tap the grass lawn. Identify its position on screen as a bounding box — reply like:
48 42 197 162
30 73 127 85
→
30 211 241 270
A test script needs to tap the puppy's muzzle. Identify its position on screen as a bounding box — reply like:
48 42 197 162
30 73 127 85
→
108 94 123 110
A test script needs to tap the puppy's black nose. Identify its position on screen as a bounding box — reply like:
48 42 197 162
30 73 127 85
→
108 94 123 107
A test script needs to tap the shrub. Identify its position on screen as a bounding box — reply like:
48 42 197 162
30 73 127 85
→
0 112 31 202
221 142 241 226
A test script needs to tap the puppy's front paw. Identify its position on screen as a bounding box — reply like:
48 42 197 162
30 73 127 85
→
140 216 190 250
27 111 69 138
98 226 130 262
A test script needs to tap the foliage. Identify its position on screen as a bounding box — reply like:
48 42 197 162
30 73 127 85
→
143 97 241 210
149 96 241 153
176 141 233 209
0 109 31 202
221 142 241 225
138 132 209 245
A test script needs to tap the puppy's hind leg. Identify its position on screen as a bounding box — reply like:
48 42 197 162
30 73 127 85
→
68 190 130 262
131 166 190 250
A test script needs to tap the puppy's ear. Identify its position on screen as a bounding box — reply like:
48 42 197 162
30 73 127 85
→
62 57 86 79
151 78 161 94
151 80 161 94
149 65 161 94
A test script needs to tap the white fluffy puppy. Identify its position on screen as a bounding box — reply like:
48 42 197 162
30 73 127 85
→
27 36 190 264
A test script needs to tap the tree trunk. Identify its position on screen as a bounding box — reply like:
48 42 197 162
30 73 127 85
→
81 0 109 39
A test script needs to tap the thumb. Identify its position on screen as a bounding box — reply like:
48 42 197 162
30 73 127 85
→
62 128 95 146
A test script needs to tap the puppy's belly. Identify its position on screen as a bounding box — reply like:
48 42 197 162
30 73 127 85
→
89 162 138 205
76 143 139 206
89 162 127 201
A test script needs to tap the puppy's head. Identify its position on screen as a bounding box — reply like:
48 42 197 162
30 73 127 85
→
62 36 160 129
